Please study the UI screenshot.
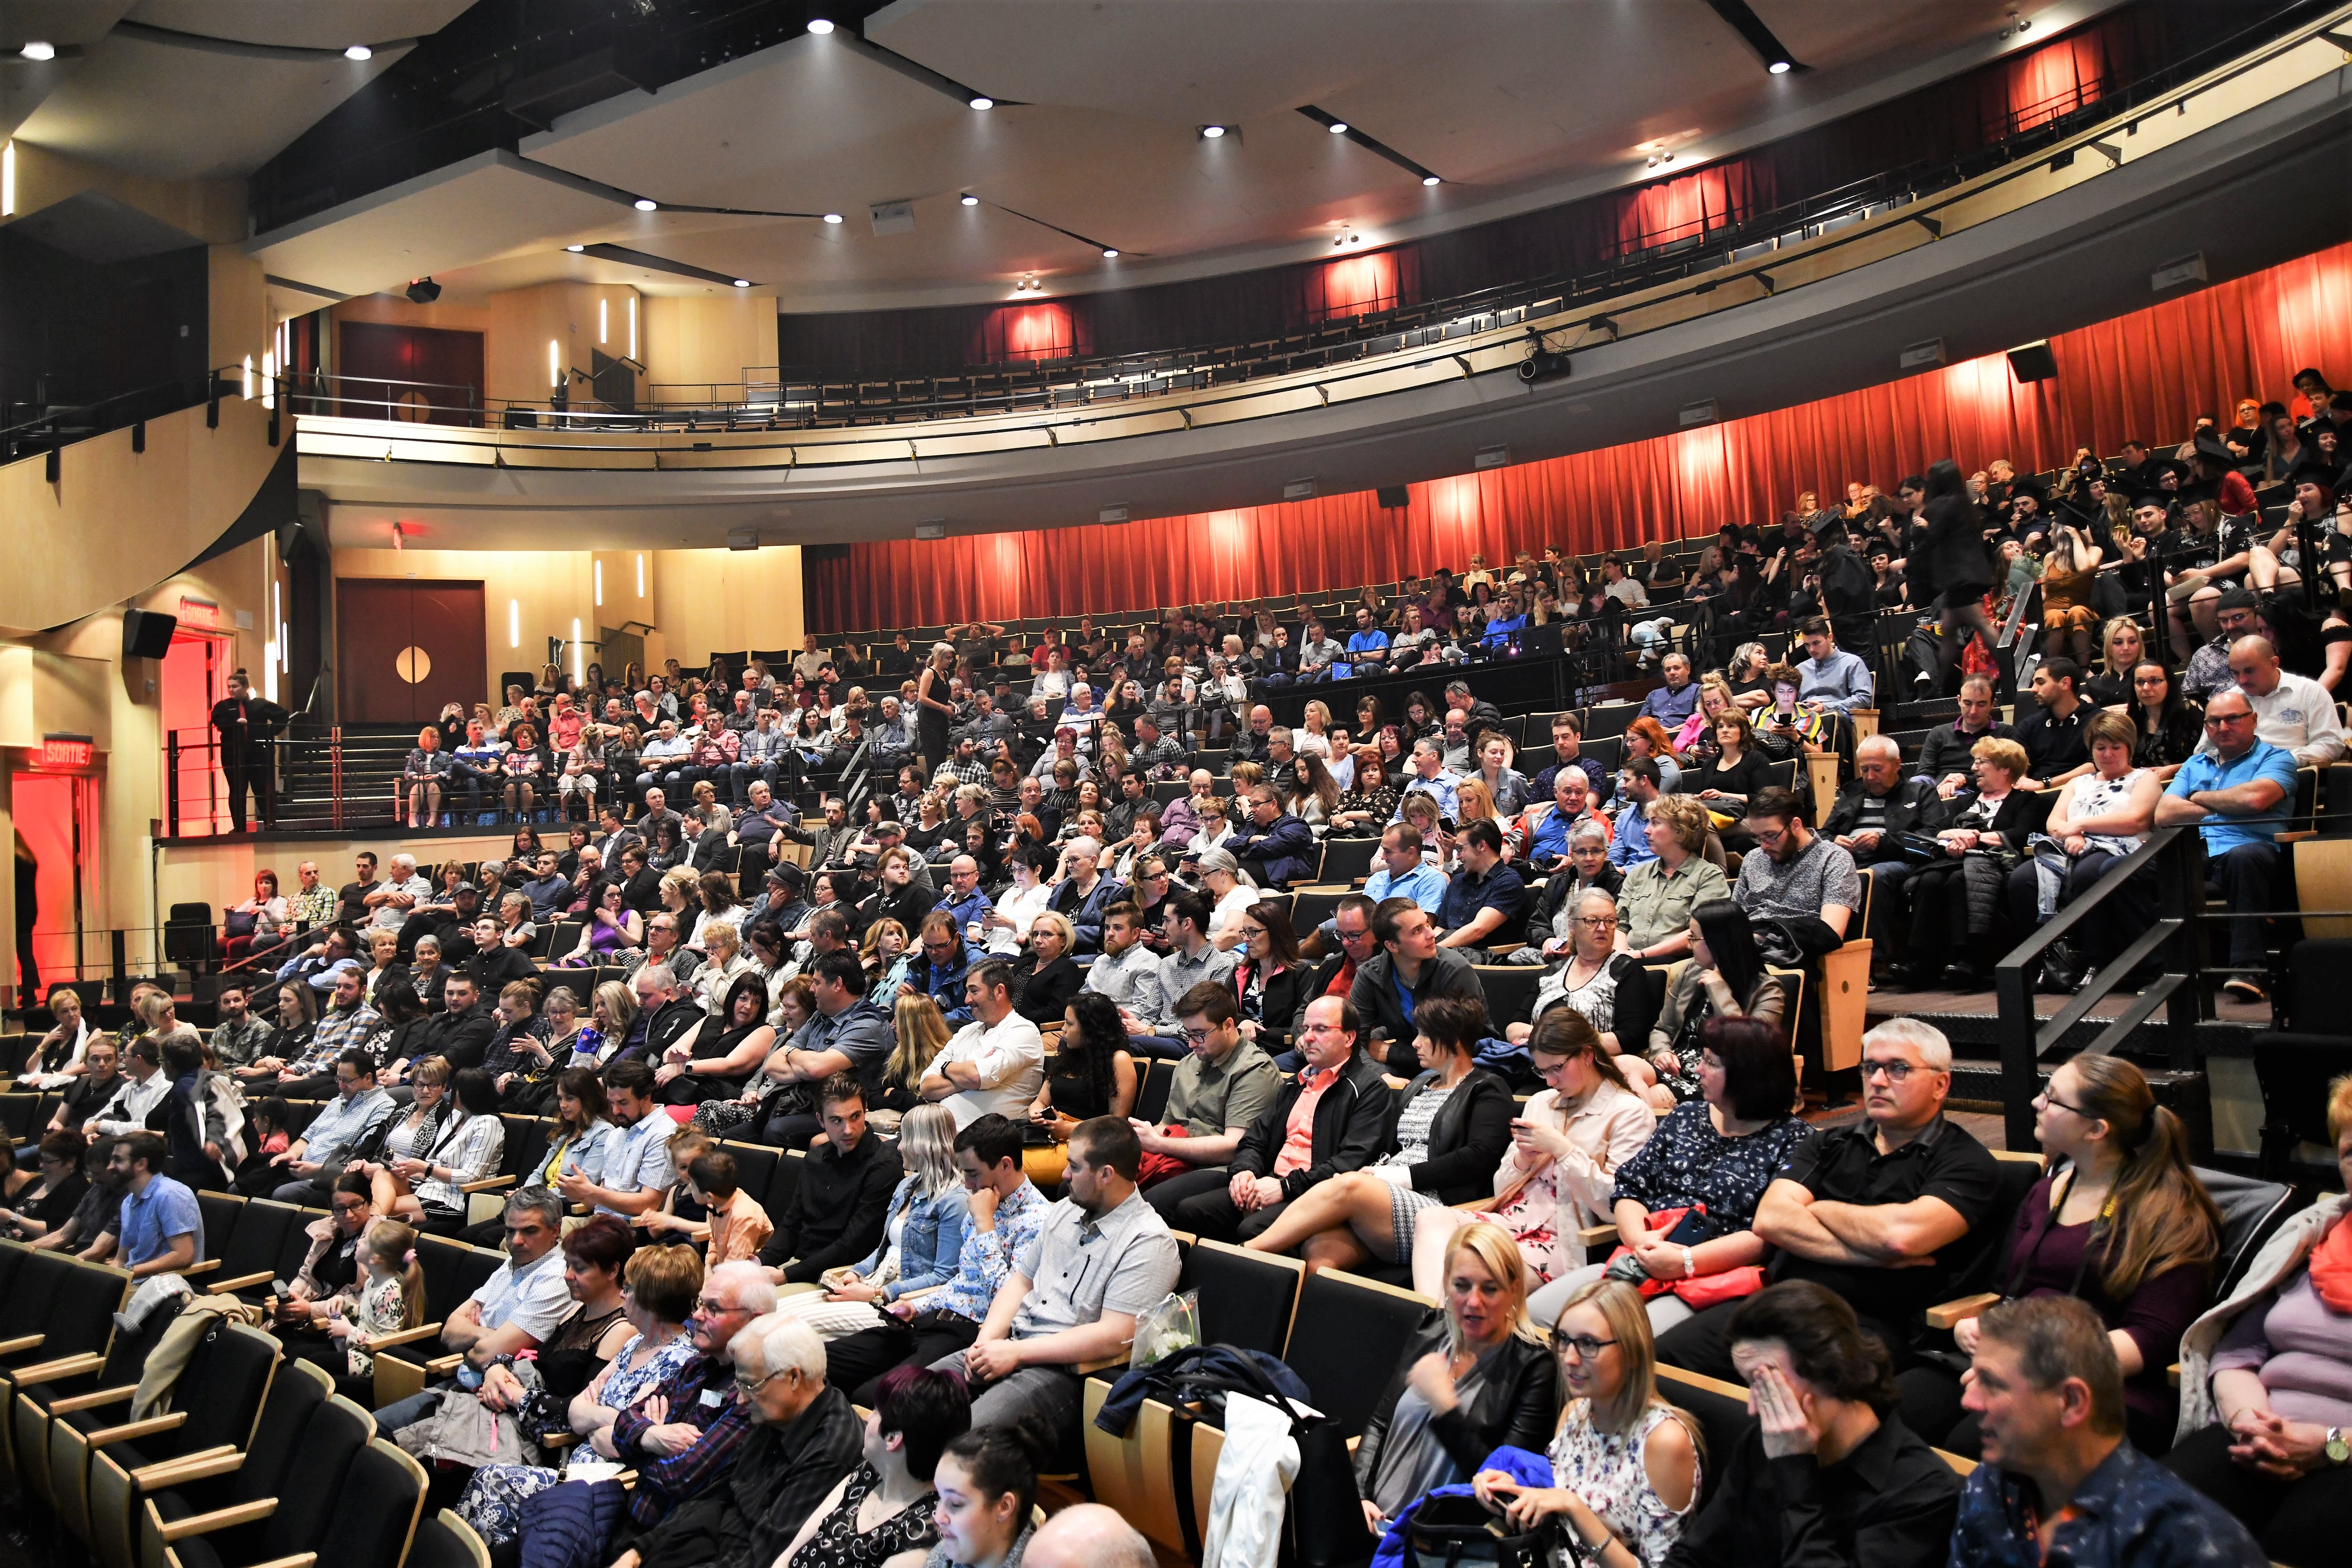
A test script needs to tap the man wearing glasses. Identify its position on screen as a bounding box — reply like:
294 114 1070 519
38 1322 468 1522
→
1137 984 1282 1215
1657 1018 2000 1385
370 1187 574 1428
2155 686 2299 1004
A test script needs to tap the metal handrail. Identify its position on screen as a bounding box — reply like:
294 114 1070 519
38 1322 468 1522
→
1992 826 2210 1148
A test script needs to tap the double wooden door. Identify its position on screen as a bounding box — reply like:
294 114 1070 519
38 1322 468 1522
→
336 578 488 724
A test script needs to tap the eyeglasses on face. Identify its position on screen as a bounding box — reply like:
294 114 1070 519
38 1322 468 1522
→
1554 1334 1619 1360
1861 1058 1925 1081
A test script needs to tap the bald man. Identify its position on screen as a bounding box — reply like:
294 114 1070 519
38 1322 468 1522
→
1025 1504 1155 1568
1822 734 1940 946
2158 687 2298 1003
2204 635 2345 768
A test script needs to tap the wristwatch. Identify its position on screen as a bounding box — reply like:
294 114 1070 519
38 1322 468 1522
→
2327 1427 2349 1465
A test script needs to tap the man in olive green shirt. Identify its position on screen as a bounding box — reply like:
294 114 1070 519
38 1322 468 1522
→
1134 982 1281 1222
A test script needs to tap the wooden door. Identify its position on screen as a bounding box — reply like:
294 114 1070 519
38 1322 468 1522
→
338 321 485 426
337 578 487 724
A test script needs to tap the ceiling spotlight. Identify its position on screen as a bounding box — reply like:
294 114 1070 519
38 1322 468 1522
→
733 279 750 288
806 17 834 34
21 40 55 61
565 243 585 252
1200 125 1227 139
1422 174 1441 186
1646 156 1659 168
1660 152 1674 164
1327 121 1348 134
633 197 658 211
822 212 843 224
1767 59 1791 74
969 96 993 110
1101 247 1118 259
344 44 373 61
960 193 979 206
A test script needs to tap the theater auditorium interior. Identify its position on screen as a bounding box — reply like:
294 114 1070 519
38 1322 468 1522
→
2 2 2350 1566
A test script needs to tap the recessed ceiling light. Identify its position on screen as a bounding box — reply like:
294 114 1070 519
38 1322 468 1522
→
969 96 993 111
822 212 843 224
565 244 585 252
22 40 56 61
1101 247 1119 259
1327 121 1348 134
1200 125 1227 139
1768 59 1791 74
1422 175 1441 186
806 18 834 35
344 44 373 61
633 198 658 211
960 194 979 206
733 279 750 287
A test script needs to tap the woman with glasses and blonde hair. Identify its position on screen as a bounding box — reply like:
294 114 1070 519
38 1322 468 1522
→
1354 1220 1558 1537
1472 1279 1701 1567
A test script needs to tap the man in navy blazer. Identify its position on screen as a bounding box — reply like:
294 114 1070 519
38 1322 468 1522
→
1223 784 1319 888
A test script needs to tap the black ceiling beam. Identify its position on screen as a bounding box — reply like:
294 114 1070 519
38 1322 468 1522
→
578 243 752 287
1296 105 1444 185
1699 0 1808 74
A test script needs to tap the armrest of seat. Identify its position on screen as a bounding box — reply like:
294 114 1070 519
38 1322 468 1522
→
462 1175 516 1193
84 1411 188 1447
241 1554 317 1568
130 1446 244 1489
425 1353 466 1374
356 1320 445 1352
209 1269 275 1293
0 1333 47 1355
1923 1292 2001 1332
2168 1363 2181 1389
541 1432 580 1451
177 1259 222 1277
2276 830 2318 843
1073 1348 1133 1377
1576 1222 1619 1252
10 1351 105 1385
47 1382 138 1414
153 1496 279 1543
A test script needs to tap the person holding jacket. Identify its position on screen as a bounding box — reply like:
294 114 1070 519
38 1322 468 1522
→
1238 994 1512 1275
1164 995 1395 1243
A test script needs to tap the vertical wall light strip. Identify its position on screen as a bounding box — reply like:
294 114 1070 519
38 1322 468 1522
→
594 559 605 606
635 553 645 597
1 142 14 217
509 599 521 647
599 299 609 344
261 350 275 409
627 296 637 361
548 339 561 387
571 618 583 683
241 354 255 399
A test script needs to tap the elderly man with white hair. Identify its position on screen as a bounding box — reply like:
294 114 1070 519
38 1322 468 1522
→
1656 1018 2003 1387
364 852 431 932
1047 835 1124 954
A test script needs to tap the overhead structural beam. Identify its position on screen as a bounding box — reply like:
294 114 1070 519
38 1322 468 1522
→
1698 0 1808 74
1296 106 1445 185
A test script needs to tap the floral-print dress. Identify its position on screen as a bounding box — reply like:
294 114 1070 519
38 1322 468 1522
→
344 1271 410 1380
1546 1402 1700 1567
456 1328 697 1545
786 1463 941 1568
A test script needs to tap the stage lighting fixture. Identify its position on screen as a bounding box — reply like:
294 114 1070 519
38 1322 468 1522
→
806 18 834 34
1518 348 1570 385
345 44 373 61
969 96 993 110
823 212 843 224
1327 121 1348 134
406 277 442 304
21 40 55 61
634 197 658 211
961 193 979 205
1102 247 1118 258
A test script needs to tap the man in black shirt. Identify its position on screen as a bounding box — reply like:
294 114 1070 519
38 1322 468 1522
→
757 1075 901 1285
402 973 497 1076
208 670 289 832
1824 736 1941 946
1665 1280 1962 1568
337 852 382 928
1658 1016 2000 1382
2015 659 2092 790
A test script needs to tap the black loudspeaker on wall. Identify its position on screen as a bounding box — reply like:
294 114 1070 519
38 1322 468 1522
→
122 608 179 660
1377 485 1409 509
2006 340 2059 383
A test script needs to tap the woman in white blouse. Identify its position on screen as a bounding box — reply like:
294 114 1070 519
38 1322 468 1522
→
984 843 1056 956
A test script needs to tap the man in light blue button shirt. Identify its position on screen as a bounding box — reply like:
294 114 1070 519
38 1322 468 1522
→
555 1057 677 1218
1393 738 1462 824
369 1187 573 1428
269 1050 394 1203
82 1132 202 1278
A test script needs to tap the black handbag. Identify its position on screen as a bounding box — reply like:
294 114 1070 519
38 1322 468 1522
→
1406 1494 1561 1568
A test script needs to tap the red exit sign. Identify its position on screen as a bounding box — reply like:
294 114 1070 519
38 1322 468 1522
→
40 734 93 769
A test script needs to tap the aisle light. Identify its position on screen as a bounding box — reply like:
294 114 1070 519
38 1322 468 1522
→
571 619 583 683
595 560 605 606
509 599 520 647
599 299 608 344
2 142 14 217
241 355 254 399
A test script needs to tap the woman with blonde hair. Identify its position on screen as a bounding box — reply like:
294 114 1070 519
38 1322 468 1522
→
1671 673 1741 760
774 1102 971 1338
577 981 636 1067
1297 699 1336 758
860 916 913 994
883 993 952 1113
1353 1221 1557 1537
1475 1279 1701 1566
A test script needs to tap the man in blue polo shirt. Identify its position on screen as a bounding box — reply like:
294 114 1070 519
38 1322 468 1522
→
1363 825 1447 912
81 1132 201 1278
2154 687 2297 1004
1436 820 1525 950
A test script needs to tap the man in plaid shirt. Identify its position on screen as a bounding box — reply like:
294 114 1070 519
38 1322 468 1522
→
599 1259 777 1529
1130 713 1188 779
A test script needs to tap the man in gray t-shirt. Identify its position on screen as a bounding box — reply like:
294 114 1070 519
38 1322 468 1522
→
1733 788 1863 942
934 1118 1179 1455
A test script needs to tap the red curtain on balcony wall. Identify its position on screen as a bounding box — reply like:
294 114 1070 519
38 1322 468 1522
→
1305 251 1406 324
803 240 2352 634
969 303 1091 364
1612 161 1771 256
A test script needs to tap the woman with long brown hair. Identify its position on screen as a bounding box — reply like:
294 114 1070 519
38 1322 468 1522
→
1898 1052 2221 1457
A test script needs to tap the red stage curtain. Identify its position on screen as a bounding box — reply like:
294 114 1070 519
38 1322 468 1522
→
1306 252 1407 324
803 240 2352 633
969 303 1090 364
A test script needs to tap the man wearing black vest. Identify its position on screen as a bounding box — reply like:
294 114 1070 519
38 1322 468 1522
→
209 670 290 832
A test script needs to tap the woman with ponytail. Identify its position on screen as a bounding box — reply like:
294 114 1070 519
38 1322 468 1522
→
1898 1053 2220 1457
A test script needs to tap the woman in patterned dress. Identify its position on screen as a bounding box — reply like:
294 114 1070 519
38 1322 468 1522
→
774 1364 971 1568
1471 1279 1701 1567
455 1241 704 1545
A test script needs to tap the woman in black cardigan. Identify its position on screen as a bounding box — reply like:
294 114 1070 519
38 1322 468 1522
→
1353 1218 1559 1534
1239 994 1513 1274
1008 910 1084 1026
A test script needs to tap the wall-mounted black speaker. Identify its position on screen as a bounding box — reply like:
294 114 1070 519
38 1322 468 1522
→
122 608 178 660
2006 340 2059 383
1377 485 1409 509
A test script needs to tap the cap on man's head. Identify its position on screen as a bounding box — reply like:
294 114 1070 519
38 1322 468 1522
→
2214 587 2260 615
